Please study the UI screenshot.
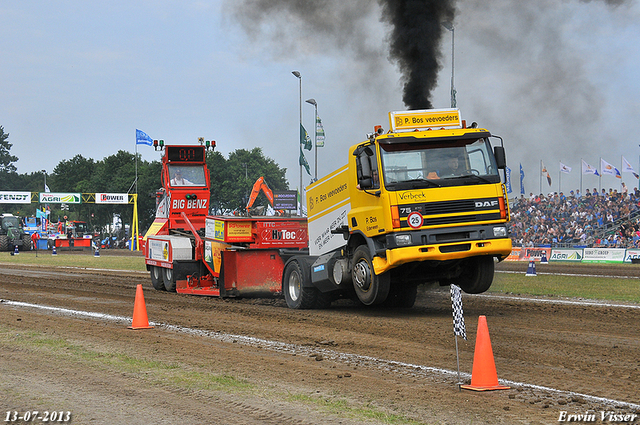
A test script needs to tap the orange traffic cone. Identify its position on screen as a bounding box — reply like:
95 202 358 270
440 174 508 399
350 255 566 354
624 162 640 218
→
460 315 509 391
128 284 154 330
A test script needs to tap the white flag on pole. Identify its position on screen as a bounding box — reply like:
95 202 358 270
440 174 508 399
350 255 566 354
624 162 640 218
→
601 159 621 178
582 160 599 176
559 162 572 173
622 156 639 179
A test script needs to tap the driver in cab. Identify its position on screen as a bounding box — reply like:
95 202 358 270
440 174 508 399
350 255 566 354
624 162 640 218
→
439 156 461 177
170 169 193 186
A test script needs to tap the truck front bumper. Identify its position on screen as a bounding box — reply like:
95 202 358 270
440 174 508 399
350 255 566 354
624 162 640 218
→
371 238 512 275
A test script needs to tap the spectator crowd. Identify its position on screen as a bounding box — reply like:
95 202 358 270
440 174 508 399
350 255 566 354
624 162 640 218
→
508 184 640 248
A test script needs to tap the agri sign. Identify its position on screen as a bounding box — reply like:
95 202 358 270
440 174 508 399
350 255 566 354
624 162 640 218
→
39 193 81 204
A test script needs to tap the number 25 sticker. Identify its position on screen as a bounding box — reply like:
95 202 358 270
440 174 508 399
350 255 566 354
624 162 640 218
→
407 211 423 229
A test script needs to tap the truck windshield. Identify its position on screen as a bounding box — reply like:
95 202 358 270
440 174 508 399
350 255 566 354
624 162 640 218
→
380 137 500 190
169 165 207 187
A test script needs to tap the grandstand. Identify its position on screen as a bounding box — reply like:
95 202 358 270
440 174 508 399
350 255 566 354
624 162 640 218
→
508 186 640 248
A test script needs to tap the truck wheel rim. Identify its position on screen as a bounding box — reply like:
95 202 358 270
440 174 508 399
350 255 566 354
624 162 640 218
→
288 272 301 301
353 261 370 291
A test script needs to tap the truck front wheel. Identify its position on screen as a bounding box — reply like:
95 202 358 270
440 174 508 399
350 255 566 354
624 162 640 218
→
457 256 494 294
351 246 390 306
150 266 165 291
163 267 176 292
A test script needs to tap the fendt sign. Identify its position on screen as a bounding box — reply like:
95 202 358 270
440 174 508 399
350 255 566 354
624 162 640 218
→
0 191 31 204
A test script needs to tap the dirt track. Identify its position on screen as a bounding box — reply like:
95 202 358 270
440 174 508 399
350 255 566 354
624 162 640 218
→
1 253 639 424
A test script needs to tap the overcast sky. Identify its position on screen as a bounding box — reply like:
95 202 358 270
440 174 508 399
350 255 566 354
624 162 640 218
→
2 0 639 197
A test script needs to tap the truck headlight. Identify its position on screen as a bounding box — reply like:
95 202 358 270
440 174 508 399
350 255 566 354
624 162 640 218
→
395 234 412 246
493 226 508 238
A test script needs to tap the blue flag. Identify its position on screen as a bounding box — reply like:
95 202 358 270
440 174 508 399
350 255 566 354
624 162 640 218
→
519 163 525 196
136 129 154 146
505 166 512 194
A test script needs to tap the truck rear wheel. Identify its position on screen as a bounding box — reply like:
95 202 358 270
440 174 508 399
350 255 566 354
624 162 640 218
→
283 259 330 309
150 266 165 291
163 267 176 292
351 246 390 306
457 256 494 294
0 235 9 251
21 234 31 251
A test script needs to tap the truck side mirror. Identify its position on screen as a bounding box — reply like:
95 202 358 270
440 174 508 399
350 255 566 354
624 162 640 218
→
494 146 506 170
356 148 374 189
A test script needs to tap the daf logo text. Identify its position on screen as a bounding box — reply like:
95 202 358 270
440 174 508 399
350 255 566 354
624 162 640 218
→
475 200 499 208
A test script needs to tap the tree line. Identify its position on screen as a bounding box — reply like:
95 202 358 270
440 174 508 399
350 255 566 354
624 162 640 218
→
0 126 290 234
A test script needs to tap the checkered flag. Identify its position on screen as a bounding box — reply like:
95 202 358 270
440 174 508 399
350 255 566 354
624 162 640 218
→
450 284 467 340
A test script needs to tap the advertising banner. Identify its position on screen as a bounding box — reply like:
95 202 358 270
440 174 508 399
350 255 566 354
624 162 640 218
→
273 191 297 210
95 193 129 204
623 249 640 263
307 165 350 256
39 193 81 204
582 248 626 263
0 191 31 204
389 109 461 131
549 249 583 262
522 247 552 261
505 247 522 261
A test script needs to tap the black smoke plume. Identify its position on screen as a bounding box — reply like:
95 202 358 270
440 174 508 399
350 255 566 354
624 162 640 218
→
379 0 456 109
227 0 456 110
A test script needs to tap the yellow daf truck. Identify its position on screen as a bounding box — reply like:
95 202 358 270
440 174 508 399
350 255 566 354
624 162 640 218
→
282 108 511 309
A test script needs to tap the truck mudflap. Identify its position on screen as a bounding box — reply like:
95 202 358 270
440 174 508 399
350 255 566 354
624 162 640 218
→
371 238 512 275
220 249 284 297
173 249 286 297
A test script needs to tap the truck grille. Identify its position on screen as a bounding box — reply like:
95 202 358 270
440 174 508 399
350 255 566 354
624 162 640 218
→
424 212 502 226
422 200 476 215
399 198 503 227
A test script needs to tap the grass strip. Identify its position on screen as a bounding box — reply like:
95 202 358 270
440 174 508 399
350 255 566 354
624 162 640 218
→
490 272 640 303
0 326 252 393
287 393 423 425
0 251 146 272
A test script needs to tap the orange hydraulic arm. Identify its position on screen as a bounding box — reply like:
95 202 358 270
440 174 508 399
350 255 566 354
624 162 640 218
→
246 176 274 213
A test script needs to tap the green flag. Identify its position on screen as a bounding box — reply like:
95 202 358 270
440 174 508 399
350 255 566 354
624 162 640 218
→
316 115 325 148
299 145 311 175
300 123 312 150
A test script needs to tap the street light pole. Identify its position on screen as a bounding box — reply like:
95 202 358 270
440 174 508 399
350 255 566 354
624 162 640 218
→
41 170 49 232
292 70 303 214
442 22 456 108
242 163 248 207
305 98 317 181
